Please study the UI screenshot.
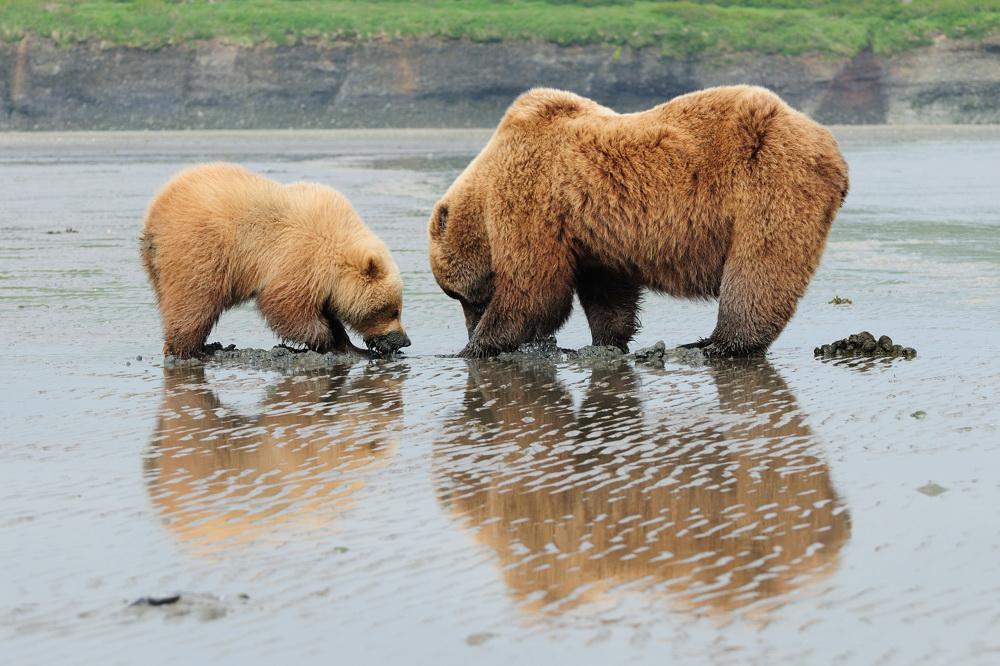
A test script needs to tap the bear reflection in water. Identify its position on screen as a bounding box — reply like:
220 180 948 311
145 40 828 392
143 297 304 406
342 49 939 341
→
145 364 405 559
435 359 850 618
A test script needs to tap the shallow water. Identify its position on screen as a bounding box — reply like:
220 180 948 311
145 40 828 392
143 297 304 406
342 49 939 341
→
1 127 999 665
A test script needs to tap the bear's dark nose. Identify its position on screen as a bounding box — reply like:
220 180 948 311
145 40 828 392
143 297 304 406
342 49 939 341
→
367 331 411 357
394 331 412 349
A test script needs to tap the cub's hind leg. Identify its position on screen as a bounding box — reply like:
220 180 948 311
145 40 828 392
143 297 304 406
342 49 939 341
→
158 287 227 358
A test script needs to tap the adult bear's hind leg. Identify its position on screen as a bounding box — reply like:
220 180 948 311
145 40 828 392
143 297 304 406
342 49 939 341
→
699 257 802 357
577 267 642 352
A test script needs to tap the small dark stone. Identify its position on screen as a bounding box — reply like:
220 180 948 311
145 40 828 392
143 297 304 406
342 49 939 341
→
858 332 877 352
130 593 181 607
878 335 893 351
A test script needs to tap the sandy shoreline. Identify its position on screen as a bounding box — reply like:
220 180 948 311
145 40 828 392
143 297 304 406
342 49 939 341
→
1 127 998 666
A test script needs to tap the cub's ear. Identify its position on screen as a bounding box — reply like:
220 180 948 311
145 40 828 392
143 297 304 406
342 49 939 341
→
360 253 384 282
429 203 449 237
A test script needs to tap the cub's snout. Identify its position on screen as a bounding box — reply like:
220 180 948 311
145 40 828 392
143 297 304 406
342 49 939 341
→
366 330 411 357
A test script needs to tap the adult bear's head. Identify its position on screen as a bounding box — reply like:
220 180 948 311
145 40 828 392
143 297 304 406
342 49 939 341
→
428 168 495 338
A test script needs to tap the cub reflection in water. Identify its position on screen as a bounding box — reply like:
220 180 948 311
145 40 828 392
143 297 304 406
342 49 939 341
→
145 364 405 559
435 359 850 618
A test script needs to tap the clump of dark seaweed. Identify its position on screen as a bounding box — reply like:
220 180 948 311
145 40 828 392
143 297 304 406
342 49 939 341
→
814 332 916 359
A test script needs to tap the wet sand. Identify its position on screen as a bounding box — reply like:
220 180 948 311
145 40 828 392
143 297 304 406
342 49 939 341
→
1 127 999 665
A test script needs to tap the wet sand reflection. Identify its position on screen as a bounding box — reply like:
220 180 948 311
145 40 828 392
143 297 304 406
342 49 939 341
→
145 364 405 559
435 359 850 618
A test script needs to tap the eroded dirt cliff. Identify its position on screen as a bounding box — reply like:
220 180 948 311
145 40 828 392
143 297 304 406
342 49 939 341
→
2 35 999 129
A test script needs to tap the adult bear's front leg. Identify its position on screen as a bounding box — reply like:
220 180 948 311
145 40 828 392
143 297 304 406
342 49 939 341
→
577 267 643 352
460 272 576 358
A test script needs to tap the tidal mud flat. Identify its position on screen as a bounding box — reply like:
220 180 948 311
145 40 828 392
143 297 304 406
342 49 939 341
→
1 128 998 665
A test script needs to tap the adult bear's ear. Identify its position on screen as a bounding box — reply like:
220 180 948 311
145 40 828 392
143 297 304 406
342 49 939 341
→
430 203 448 236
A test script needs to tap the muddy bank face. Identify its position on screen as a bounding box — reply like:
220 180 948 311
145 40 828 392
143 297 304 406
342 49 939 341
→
2 129 1000 665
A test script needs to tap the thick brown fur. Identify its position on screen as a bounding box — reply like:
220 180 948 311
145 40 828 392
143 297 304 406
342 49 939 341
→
141 163 409 358
428 85 850 357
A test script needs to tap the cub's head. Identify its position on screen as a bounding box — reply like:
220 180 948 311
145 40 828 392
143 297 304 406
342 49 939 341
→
428 189 494 338
339 246 410 357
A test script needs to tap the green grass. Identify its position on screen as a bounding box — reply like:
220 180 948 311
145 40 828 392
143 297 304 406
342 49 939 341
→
3 0 1000 57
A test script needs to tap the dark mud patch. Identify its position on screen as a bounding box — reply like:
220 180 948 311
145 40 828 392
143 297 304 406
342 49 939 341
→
497 337 636 366
814 332 917 359
631 340 709 368
494 337 707 368
163 343 371 370
493 337 575 363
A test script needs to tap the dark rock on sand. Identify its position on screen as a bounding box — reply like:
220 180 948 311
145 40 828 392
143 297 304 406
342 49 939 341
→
814 332 917 359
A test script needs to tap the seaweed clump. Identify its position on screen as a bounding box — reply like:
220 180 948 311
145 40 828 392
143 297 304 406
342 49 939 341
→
814 332 916 359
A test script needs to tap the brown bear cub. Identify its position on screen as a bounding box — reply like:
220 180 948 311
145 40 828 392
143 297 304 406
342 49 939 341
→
141 163 410 359
429 85 849 358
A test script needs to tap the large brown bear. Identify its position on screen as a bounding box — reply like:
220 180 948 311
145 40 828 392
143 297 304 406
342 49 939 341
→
141 163 410 358
428 85 849 357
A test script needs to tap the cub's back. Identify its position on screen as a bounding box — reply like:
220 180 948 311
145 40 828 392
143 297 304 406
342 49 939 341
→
143 163 288 239
283 182 369 240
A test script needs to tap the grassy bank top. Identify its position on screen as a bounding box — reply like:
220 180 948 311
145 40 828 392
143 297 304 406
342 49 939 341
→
3 0 1000 57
